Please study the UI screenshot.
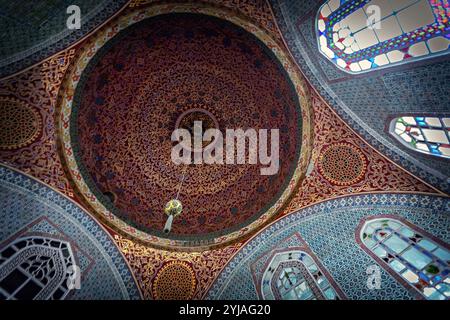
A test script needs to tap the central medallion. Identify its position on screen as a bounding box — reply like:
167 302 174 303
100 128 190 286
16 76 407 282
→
175 108 219 152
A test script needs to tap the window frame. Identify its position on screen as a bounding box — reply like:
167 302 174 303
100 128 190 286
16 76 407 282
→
315 0 450 74
0 236 77 300
388 115 450 159
356 214 450 300
252 233 346 300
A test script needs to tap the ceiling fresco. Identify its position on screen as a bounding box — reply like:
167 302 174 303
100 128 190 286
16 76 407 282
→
67 11 306 246
0 0 448 302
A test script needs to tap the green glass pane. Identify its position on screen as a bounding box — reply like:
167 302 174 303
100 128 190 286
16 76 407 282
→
324 287 336 300
363 236 377 248
293 282 313 300
303 256 314 267
389 259 406 273
433 248 450 262
373 246 387 258
370 221 384 230
399 227 415 238
307 263 318 273
387 220 402 230
417 239 437 251
384 234 409 254
281 278 292 289
318 277 329 289
401 247 432 270
282 289 300 300
424 264 440 275
262 285 271 295
290 275 300 286
364 225 375 236
436 282 450 297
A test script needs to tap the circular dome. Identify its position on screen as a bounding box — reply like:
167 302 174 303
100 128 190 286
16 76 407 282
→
58 4 312 249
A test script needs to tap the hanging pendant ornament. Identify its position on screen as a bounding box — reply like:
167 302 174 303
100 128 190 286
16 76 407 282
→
163 165 187 234
163 199 183 234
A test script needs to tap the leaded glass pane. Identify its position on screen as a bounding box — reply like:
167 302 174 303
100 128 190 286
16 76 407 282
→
384 234 409 253
389 259 406 273
401 247 432 269
261 251 341 300
418 239 437 251
434 248 450 262
0 237 77 300
390 116 450 158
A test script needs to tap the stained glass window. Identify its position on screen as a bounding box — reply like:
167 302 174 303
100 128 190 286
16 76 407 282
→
0 237 77 300
261 251 340 300
360 217 450 300
390 116 450 158
316 0 450 73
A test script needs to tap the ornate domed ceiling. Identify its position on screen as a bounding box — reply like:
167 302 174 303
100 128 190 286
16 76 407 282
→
57 4 312 249
0 0 448 302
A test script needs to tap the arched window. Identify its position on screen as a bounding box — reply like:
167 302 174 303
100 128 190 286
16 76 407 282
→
358 216 450 300
389 116 450 158
0 237 77 300
261 251 341 300
317 0 450 73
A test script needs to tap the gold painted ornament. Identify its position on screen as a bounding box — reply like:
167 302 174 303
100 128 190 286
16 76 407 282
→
163 199 183 234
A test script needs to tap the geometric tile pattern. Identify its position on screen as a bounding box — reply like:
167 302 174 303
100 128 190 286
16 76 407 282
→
317 142 367 186
0 49 76 197
0 97 41 150
114 233 241 299
0 164 142 299
0 0 129 78
206 193 450 299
